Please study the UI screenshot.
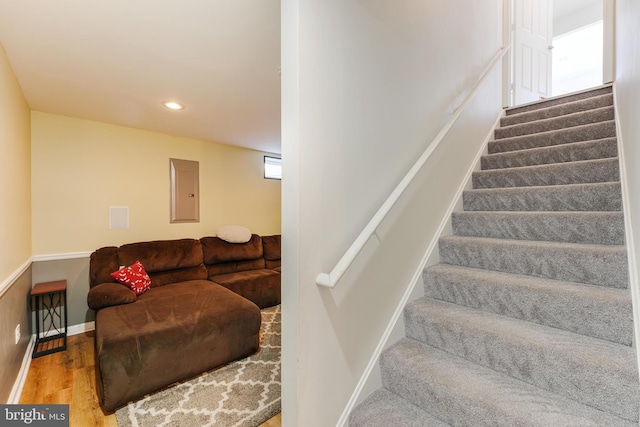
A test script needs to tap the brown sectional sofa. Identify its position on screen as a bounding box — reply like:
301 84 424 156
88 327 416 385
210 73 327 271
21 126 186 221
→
201 234 281 309
87 234 280 412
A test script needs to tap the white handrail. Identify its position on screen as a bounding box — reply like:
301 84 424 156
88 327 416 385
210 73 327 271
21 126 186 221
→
316 45 511 288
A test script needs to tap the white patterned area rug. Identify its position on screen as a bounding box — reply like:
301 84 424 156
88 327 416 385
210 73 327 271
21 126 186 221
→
115 305 281 427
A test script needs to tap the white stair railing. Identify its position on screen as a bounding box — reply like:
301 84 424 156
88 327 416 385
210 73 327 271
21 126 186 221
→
316 45 511 288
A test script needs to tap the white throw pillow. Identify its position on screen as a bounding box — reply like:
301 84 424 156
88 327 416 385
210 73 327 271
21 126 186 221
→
216 225 252 243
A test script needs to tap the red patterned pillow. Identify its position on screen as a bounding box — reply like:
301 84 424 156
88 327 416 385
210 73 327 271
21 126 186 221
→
110 260 152 295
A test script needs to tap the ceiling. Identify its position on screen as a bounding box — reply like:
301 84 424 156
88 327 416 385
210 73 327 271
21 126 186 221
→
554 0 602 20
0 0 282 154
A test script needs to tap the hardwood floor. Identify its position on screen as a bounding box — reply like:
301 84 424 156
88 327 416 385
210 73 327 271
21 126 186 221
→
19 331 281 427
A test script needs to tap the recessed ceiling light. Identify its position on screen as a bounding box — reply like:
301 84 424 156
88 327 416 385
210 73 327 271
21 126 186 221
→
163 101 184 110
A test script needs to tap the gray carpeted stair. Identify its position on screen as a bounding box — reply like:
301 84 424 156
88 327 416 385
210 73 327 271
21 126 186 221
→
378 339 636 427
349 85 639 426
438 235 628 288
462 182 622 212
494 105 614 139
488 120 616 154
404 298 638 420
349 389 450 427
481 137 618 170
451 211 624 244
422 264 633 345
500 93 613 127
472 157 620 188
506 85 612 116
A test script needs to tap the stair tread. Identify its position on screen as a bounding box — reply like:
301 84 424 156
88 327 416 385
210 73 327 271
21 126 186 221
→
405 297 638 419
505 85 612 116
463 181 622 211
407 296 636 365
488 120 616 154
382 338 636 427
472 157 619 189
440 234 626 249
423 263 632 345
451 210 624 245
481 137 617 170
348 389 450 427
439 235 628 288
501 93 613 127
495 105 614 139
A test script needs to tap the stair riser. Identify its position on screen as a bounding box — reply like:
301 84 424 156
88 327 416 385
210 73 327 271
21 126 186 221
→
404 299 639 421
463 183 622 212
488 121 616 154
506 86 612 116
423 265 633 345
438 237 628 288
451 212 625 245
501 94 613 127
495 106 614 139
473 158 619 189
481 138 618 170
381 339 636 426
348 389 450 427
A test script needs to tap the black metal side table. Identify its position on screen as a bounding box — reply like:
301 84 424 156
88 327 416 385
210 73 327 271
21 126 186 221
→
31 280 67 358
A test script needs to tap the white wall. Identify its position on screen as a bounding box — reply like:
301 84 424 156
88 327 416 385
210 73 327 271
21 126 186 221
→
554 0 602 36
615 0 640 373
281 1 503 425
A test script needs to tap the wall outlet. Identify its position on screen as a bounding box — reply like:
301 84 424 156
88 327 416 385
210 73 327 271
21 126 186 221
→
14 324 20 345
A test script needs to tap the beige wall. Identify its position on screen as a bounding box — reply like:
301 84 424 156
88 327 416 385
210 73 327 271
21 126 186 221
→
0 43 31 279
31 111 281 255
0 42 32 404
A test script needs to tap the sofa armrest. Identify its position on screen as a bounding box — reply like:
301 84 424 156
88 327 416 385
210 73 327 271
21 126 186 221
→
88 283 137 311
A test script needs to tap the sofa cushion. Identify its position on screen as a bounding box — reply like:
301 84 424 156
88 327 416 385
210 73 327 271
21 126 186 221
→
147 265 208 287
95 280 261 411
110 261 152 295
90 247 119 287
205 258 265 277
201 235 263 264
87 283 137 310
118 238 203 272
262 235 281 270
210 269 281 309
118 239 207 286
216 225 252 243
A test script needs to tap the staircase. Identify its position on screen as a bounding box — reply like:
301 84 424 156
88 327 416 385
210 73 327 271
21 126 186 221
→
349 85 640 426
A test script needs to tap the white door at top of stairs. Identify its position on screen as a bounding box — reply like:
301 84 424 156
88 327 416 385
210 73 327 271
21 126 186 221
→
512 0 553 105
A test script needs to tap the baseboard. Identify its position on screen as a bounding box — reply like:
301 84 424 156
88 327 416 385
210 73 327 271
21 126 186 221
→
611 84 640 378
335 110 504 426
7 335 35 404
8 321 95 404
68 321 95 335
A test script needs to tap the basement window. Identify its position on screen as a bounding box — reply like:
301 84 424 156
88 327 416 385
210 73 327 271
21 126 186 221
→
264 156 282 180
